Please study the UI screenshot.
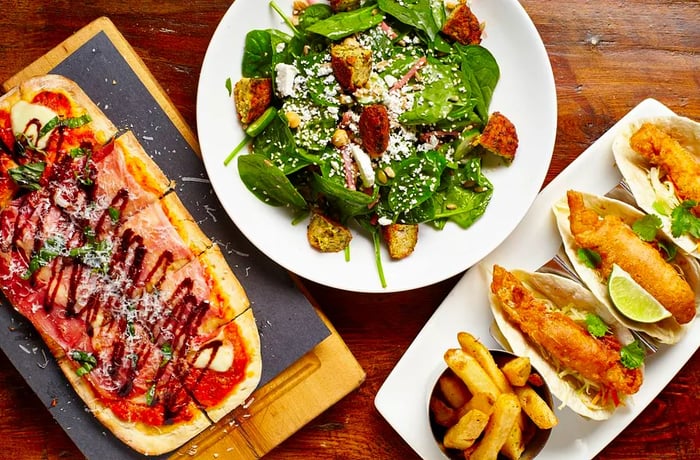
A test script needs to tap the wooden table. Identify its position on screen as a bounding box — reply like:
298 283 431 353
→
0 1 698 459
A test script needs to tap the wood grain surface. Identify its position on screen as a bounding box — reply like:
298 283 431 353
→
0 1 698 459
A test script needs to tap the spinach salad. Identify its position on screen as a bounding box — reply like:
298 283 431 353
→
226 0 517 287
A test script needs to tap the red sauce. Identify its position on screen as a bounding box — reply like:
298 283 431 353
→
32 90 72 117
186 322 250 406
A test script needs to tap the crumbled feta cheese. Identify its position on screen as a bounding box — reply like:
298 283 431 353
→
275 63 299 98
350 144 375 188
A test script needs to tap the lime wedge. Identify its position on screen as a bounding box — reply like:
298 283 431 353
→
608 264 673 323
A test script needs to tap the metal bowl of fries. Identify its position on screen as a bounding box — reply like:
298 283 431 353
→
428 332 556 460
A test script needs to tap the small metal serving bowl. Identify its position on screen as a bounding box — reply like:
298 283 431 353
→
428 349 554 460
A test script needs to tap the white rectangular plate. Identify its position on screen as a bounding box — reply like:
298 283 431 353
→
375 98 700 459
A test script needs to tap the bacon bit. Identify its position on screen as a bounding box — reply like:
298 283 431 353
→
380 21 397 39
340 145 357 190
391 56 427 92
527 372 545 387
419 130 460 143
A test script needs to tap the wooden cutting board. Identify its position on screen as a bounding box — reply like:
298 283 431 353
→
2 16 365 459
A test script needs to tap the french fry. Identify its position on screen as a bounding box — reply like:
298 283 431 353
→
443 409 489 450
444 349 500 400
469 393 521 460
457 332 512 394
438 371 471 408
430 395 457 427
514 385 558 430
501 356 532 387
455 391 496 420
500 412 528 460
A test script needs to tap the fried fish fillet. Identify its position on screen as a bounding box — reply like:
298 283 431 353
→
630 122 700 215
567 190 695 324
490 265 643 396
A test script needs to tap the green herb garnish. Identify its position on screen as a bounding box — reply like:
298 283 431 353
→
620 340 645 369
38 114 92 138
160 343 173 367
146 384 156 406
70 350 97 377
585 313 609 338
671 200 700 238
632 214 662 242
577 248 602 269
69 239 112 274
8 162 46 191
22 236 66 279
108 206 120 222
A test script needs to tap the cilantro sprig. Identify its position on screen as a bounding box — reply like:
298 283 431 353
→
671 200 700 239
585 313 609 338
620 340 645 369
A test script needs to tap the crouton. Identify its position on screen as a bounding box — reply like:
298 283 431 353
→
477 112 519 162
441 3 483 45
330 0 362 12
307 211 353 252
330 38 372 92
359 104 390 157
381 223 418 259
233 77 273 124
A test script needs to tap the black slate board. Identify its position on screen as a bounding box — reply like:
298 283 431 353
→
0 30 330 459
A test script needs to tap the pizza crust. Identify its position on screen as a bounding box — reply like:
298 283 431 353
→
57 355 212 456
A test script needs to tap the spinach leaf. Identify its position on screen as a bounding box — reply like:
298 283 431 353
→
400 58 466 125
437 157 493 228
311 173 377 221
377 0 443 42
242 30 273 78
238 153 307 209
387 150 446 213
297 3 333 31
252 113 310 174
306 6 385 40
455 45 500 122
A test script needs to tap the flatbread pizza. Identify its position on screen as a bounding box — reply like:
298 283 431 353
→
0 74 261 455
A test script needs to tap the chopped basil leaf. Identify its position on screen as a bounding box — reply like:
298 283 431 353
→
69 239 112 274
576 247 601 269
632 214 661 242
225 77 233 97
585 313 609 338
69 147 89 158
8 161 46 191
22 236 66 279
671 200 700 238
38 114 92 138
108 206 121 222
146 384 156 406
620 340 645 369
70 350 97 376
160 343 173 367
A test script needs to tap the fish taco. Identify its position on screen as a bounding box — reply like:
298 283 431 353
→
612 115 700 258
487 265 644 421
553 190 700 344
